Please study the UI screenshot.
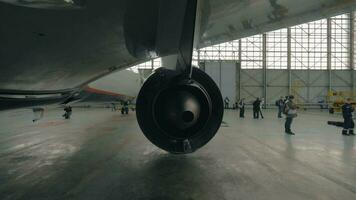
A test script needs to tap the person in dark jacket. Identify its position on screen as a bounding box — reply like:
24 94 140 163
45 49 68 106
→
259 97 265 119
276 96 285 118
63 106 72 119
253 98 261 119
121 101 129 115
342 98 355 136
238 98 245 118
284 95 298 135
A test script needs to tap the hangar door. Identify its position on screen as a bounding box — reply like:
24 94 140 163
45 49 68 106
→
204 61 237 103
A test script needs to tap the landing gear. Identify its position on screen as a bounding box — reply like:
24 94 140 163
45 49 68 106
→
136 67 224 154
129 0 222 153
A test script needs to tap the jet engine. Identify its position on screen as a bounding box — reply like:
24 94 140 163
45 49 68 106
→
136 67 223 153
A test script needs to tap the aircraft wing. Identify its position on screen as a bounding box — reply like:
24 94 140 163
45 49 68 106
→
198 0 356 48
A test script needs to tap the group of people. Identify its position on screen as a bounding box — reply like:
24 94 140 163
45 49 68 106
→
233 95 356 136
61 94 356 137
111 101 130 115
235 97 266 119
233 95 299 135
61 100 131 121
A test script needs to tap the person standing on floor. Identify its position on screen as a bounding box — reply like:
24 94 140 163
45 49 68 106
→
233 102 238 110
238 98 245 118
259 97 264 119
63 105 72 119
284 95 298 135
224 97 230 109
121 101 129 115
276 96 285 118
341 98 355 136
253 98 261 119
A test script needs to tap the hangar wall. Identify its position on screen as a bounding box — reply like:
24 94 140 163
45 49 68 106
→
203 62 237 104
201 60 356 106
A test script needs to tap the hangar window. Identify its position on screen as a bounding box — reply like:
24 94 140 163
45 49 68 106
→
331 14 350 70
199 45 220 60
192 50 199 66
291 19 328 70
135 58 162 70
197 40 240 61
266 29 288 69
240 35 263 69
218 41 240 60
134 12 356 72
136 61 152 69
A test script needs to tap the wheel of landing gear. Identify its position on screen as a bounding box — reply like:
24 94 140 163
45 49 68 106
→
136 67 224 154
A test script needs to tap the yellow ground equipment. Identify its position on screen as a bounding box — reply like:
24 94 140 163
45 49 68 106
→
327 91 356 114
291 81 304 110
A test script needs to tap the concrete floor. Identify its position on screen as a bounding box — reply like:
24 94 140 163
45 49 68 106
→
0 108 355 200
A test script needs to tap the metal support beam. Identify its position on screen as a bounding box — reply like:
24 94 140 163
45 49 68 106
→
238 40 242 100
327 17 332 92
306 23 310 103
219 61 222 89
151 59 154 71
287 27 292 94
262 33 267 107
350 12 355 91
236 62 241 101
197 49 201 65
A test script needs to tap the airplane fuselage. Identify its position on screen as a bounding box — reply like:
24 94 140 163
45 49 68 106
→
1 0 356 93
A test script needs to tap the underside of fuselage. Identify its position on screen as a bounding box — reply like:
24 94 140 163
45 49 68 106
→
1 0 356 93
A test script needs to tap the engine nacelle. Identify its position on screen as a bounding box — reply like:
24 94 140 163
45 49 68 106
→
136 67 223 154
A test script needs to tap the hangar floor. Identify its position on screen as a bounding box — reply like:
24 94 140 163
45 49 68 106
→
0 108 355 200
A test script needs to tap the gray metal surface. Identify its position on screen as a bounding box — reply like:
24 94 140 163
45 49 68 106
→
204 61 237 103
199 0 356 48
1 0 356 92
221 62 237 103
0 0 135 92
88 69 141 99
0 109 355 199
